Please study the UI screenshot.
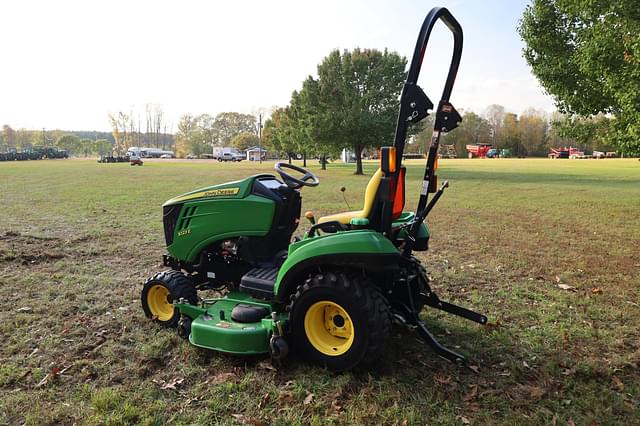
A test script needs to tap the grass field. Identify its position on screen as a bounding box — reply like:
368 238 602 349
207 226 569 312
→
1 158 639 425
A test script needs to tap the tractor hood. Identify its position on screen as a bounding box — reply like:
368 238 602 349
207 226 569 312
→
163 175 265 207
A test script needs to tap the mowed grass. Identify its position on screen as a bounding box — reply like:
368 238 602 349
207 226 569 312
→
0 157 639 425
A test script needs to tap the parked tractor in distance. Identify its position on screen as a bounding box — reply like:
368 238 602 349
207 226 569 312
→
486 148 511 158
0 147 68 161
130 153 144 166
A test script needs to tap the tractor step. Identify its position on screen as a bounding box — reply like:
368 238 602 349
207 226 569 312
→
240 267 279 299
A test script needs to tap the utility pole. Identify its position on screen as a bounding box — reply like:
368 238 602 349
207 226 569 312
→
42 128 46 146
258 113 263 164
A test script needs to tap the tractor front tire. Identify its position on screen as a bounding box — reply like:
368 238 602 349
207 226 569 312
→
289 271 391 372
141 271 198 328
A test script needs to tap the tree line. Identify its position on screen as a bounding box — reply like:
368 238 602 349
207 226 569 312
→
107 104 173 156
408 106 618 158
0 125 115 157
5 0 638 163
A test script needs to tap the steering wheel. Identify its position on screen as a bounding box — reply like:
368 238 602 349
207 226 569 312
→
274 162 320 189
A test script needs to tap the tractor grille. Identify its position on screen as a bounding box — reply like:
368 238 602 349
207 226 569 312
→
163 204 182 246
178 205 199 231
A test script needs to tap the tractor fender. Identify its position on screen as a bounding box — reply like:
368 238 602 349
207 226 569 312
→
274 230 400 302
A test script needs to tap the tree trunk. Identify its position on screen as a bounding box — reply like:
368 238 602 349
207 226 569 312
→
288 153 292 164
320 154 327 170
303 152 307 167
354 145 363 175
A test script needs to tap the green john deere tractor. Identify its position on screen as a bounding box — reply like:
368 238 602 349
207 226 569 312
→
141 7 487 372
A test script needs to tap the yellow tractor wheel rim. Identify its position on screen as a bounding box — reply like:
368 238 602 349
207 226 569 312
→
147 284 174 321
304 301 354 356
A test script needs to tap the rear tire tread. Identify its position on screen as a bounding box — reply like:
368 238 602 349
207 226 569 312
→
289 270 391 371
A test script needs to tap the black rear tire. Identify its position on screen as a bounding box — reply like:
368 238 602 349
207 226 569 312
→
289 270 391 372
141 270 198 328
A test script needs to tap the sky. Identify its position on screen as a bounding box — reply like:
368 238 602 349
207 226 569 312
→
0 0 555 132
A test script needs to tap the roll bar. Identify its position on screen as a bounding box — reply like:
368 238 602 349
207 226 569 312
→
406 7 463 100
390 7 464 257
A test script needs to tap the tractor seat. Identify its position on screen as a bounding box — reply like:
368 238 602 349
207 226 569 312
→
317 169 383 225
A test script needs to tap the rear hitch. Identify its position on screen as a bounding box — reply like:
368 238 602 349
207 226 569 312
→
399 277 487 365
421 292 488 325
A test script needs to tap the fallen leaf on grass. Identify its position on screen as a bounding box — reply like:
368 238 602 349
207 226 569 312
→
35 366 61 388
557 284 575 291
231 413 263 426
484 319 501 329
17 307 32 312
161 377 184 390
206 372 237 386
463 384 478 402
433 373 453 385
468 365 480 374
303 392 314 405
591 287 603 294
612 376 624 392
329 396 343 415
456 414 471 424
561 367 575 376
278 390 294 403
257 360 276 371
519 384 545 399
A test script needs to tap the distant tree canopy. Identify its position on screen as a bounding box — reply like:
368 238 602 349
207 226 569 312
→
213 112 257 146
230 133 259 151
174 112 258 158
519 0 640 154
264 48 407 174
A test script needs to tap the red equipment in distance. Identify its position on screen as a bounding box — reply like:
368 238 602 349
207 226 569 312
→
548 147 584 159
466 143 492 158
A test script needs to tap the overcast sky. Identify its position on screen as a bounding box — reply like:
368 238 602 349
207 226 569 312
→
0 0 555 132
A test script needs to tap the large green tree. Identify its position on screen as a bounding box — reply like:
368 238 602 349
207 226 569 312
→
311 48 407 174
263 107 298 163
519 0 640 154
175 114 209 157
94 139 113 156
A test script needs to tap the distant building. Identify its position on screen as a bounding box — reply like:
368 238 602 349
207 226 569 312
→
246 146 267 161
341 148 355 163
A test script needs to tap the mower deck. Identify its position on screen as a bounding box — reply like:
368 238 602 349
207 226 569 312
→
176 292 286 355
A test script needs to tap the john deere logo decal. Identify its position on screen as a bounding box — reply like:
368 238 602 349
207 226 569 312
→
202 188 240 197
171 187 241 203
